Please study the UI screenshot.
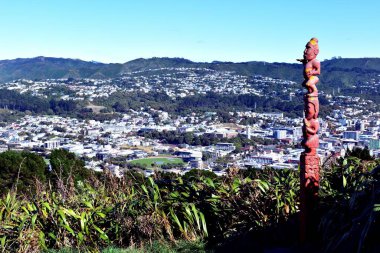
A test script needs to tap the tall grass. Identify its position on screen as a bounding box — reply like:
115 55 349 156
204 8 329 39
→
0 167 299 252
4 154 379 252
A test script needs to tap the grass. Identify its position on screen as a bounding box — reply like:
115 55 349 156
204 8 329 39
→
49 240 208 253
120 145 154 153
129 157 184 168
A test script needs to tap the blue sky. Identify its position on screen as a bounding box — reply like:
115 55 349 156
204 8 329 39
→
0 0 379 63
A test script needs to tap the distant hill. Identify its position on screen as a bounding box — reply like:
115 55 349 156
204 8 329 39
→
0 57 122 82
121 57 302 82
1 56 380 93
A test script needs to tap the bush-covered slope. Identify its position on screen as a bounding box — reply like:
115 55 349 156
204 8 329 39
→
1 149 380 252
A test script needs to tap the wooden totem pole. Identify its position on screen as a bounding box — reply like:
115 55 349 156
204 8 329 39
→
297 38 320 241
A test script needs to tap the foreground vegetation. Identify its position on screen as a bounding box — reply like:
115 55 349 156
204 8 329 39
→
0 149 379 252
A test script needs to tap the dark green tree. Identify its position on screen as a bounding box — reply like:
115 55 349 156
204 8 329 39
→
49 149 90 185
0 151 47 195
182 169 217 181
346 147 373 160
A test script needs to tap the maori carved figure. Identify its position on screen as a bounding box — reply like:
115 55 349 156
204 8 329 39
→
302 117 319 154
299 38 321 97
297 37 320 167
297 38 321 241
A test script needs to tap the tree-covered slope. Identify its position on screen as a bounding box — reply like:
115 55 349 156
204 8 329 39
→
0 57 122 82
1 56 380 95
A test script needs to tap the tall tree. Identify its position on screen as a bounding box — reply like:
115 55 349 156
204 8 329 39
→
0 151 47 195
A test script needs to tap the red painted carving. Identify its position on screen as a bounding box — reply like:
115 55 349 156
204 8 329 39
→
302 118 319 154
297 38 321 241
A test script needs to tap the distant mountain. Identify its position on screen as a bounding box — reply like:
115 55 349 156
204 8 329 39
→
120 57 302 82
0 57 122 82
1 56 380 93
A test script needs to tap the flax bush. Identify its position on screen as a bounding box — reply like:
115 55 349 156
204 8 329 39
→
0 167 300 252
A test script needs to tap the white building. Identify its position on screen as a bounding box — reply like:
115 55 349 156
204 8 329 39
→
44 139 61 150
215 143 236 152
273 130 287 139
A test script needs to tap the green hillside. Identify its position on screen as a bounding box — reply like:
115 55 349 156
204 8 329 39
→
0 57 122 82
1 56 380 95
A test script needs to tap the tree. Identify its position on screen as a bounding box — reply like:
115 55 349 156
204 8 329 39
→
49 149 90 185
184 132 194 144
346 147 373 161
0 151 47 195
182 169 217 181
202 151 212 161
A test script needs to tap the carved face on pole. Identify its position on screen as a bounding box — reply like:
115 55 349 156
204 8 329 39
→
303 38 319 61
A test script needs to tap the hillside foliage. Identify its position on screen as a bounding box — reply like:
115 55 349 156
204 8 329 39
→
0 150 379 252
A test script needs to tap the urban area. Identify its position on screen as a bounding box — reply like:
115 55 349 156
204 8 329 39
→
1 67 379 177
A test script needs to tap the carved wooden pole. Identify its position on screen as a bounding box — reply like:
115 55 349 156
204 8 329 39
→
297 38 320 242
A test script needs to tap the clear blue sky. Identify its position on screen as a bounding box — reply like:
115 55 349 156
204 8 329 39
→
0 0 379 63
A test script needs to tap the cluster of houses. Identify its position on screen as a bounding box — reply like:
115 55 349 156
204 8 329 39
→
0 103 379 177
1 78 121 101
0 68 379 177
1 68 298 101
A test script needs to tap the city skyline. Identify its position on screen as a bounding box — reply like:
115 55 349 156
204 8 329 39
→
1 0 379 63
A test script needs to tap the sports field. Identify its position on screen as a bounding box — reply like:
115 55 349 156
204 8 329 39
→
129 157 184 168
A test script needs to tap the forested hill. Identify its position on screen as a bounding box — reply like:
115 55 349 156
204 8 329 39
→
121 57 302 83
1 56 380 91
0 57 122 81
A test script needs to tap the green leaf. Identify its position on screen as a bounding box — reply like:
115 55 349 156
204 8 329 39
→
199 212 208 236
48 233 57 240
65 208 79 218
1 225 14 229
257 184 265 193
57 210 67 224
148 177 155 187
184 205 193 223
77 232 84 244
96 212 106 218
27 203 35 212
170 209 184 233
1 236 6 248
80 213 86 231
39 232 47 250
41 209 48 219
19 217 27 230
254 179 268 193
100 233 109 241
42 202 51 211
93 224 109 241
244 177 252 183
181 192 190 198
31 214 38 227
62 224 75 236
204 177 215 188
261 180 270 190
170 191 179 198
141 185 149 195
343 175 347 188
83 201 93 209
191 204 200 230
5 192 10 206
21 206 29 215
